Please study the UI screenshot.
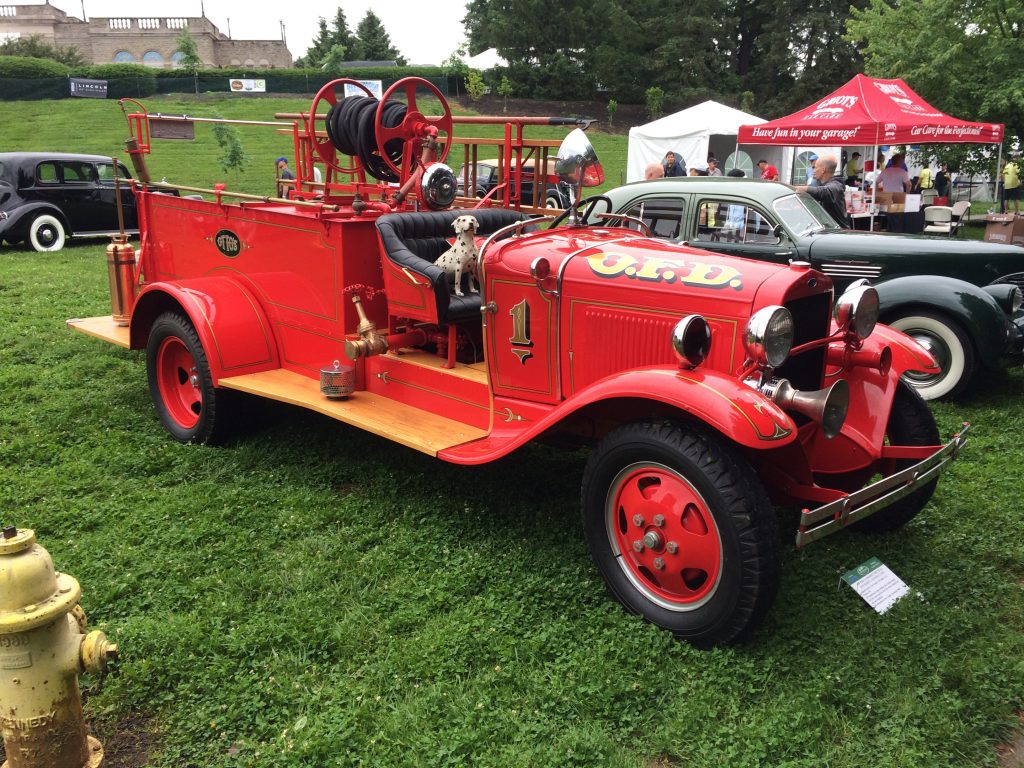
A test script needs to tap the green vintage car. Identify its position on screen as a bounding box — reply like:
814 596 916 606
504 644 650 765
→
588 177 1024 399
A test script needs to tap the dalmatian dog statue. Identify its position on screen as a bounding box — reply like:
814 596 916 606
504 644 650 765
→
433 215 480 297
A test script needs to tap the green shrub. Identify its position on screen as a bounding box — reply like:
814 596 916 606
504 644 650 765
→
79 63 153 79
0 55 69 78
645 86 664 121
465 70 486 102
75 63 157 98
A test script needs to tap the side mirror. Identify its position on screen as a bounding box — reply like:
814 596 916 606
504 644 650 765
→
773 224 786 241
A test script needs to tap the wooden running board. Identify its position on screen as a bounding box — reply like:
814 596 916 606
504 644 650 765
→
66 316 130 348
218 368 488 456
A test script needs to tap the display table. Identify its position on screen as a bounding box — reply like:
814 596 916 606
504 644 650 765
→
885 210 924 234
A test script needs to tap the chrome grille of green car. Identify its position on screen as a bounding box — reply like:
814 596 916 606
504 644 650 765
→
819 262 884 280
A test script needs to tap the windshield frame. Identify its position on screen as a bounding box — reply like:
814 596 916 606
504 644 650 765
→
772 192 841 237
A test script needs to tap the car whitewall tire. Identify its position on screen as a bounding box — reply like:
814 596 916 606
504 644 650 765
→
28 214 66 252
887 312 974 400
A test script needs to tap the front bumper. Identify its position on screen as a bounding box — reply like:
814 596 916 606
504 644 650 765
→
795 423 970 547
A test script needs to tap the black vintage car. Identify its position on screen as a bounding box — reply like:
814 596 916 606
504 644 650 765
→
0 152 138 252
455 157 573 209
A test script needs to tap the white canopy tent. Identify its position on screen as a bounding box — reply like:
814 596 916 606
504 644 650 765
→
626 100 793 182
465 48 507 70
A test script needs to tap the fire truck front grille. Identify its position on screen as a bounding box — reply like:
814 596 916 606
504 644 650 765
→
581 308 677 385
775 292 831 392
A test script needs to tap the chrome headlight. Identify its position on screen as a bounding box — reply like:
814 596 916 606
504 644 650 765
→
745 306 794 368
671 315 712 369
834 284 880 339
982 283 1023 314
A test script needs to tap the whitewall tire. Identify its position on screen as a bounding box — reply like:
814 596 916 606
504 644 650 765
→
887 312 975 400
28 214 66 252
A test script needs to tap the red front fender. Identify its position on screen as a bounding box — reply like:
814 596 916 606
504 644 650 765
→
871 323 940 375
440 365 798 464
130 278 279 384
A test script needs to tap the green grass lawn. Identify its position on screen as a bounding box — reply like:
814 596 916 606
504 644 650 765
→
1 96 1022 767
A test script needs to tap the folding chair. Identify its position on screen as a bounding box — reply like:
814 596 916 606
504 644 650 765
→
949 200 971 237
923 205 954 235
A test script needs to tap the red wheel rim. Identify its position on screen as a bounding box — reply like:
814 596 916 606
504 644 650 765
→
156 337 201 429
606 462 723 610
375 77 452 178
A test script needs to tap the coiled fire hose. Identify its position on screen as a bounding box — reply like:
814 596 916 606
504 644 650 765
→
325 96 408 183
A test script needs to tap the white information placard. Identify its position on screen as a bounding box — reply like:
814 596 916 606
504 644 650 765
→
841 557 909 614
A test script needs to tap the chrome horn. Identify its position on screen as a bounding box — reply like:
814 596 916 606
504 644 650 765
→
759 378 850 439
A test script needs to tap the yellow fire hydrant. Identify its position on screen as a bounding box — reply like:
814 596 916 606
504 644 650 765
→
0 526 117 768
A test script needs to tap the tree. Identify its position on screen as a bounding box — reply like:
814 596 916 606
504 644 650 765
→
0 34 85 68
329 9 357 58
298 17 333 68
465 70 486 101
320 44 348 73
174 27 203 73
211 120 248 180
497 75 513 112
351 11 407 65
442 46 470 98
848 0 1024 149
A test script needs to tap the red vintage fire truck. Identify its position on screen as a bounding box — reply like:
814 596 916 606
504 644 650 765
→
69 79 967 647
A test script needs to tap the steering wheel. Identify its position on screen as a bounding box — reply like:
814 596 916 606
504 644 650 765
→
549 195 614 228
374 77 453 179
308 79 373 174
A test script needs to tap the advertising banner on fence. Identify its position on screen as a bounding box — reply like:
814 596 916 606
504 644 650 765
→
344 80 383 99
69 78 108 99
228 78 266 93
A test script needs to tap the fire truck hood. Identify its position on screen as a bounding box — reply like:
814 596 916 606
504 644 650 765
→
491 228 792 311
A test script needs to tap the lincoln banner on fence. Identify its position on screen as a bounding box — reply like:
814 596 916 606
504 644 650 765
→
69 78 108 99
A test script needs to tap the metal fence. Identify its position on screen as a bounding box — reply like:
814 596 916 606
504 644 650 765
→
0 75 454 101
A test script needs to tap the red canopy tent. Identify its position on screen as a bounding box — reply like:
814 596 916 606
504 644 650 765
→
738 74 1003 147
737 75 1004 228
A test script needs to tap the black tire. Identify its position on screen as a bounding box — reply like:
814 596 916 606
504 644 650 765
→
28 213 66 252
581 421 781 648
854 380 940 533
887 311 976 400
146 312 229 444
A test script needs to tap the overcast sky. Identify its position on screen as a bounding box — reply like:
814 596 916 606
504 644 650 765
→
44 0 471 65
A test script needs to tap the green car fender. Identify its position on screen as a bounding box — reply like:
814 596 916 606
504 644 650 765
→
874 275 1008 370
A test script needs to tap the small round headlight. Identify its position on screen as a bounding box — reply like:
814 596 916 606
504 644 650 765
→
672 315 712 368
834 284 880 339
745 306 794 368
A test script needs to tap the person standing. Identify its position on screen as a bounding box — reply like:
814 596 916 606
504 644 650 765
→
806 153 819 185
1002 153 1021 215
877 153 911 193
276 156 294 198
844 152 862 180
662 151 685 177
792 154 850 228
707 156 723 176
644 163 665 180
757 159 779 181
935 164 951 198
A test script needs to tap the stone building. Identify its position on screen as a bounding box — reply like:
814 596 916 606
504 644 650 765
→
0 3 292 68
